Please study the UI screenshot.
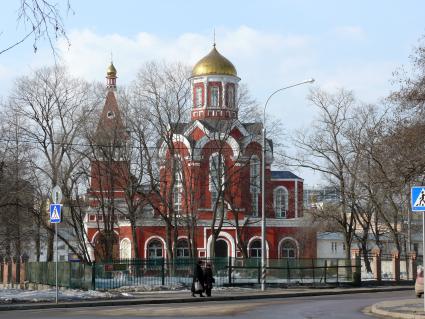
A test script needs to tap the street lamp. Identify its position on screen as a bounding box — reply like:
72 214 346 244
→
261 78 315 291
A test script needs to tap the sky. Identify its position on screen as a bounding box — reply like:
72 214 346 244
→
1 0 424 186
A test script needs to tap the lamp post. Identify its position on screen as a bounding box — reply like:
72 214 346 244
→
261 78 315 291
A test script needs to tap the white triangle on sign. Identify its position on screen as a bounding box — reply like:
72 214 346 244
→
51 206 60 220
414 189 425 207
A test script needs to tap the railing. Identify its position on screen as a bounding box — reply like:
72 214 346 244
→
21 257 370 290
25 261 92 290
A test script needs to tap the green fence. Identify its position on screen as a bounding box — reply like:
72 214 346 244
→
25 261 93 290
24 257 358 290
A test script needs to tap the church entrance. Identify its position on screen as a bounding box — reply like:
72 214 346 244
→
214 239 228 258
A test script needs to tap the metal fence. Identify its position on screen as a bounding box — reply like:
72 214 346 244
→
25 261 93 290
23 257 361 290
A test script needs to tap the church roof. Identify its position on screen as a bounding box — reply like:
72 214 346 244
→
271 171 302 180
95 90 128 143
191 45 237 77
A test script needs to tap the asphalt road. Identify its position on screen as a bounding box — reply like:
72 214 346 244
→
0 290 413 319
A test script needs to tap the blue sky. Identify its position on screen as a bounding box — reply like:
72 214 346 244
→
1 0 424 185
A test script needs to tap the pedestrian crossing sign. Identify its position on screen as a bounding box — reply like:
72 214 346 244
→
50 204 62 223
411 187 425 212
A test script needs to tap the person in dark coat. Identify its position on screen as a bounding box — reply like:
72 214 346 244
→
191 259 205 297
203 263 215 297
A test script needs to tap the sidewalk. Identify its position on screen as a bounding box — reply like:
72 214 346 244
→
371 299 425 319
0 285 412 311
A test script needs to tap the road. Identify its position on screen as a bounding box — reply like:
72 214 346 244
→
0 290 412 319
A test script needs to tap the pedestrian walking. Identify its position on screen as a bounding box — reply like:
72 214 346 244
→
191 259 205 297
204 263 215 297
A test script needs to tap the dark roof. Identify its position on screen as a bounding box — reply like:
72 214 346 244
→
271 171 302 180
242 122 262 135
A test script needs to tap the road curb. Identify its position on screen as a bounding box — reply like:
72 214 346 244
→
371 300 425 319
0 286 412 312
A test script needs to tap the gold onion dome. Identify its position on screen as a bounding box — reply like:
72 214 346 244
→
191 45 237 77
106 62 117 76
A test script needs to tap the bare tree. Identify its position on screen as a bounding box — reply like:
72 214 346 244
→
8 65 99 261
1 0 71 56
291 88 357 258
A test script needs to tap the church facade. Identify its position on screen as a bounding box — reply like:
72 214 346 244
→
84 45 316 261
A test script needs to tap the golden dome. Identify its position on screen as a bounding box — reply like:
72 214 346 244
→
106 62 117 77
191 45 237 77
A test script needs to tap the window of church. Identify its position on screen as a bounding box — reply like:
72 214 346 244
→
274 187 288 218
148 240 163 259
281 240 297 258
209 153 225 208
195 86 203 108
227 84 235 108
250 157 260 216
176 239 190 258
210 86 219 107
249 240 262 258
173 160 183 216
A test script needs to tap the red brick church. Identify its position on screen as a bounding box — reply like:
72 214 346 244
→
84 45 316 261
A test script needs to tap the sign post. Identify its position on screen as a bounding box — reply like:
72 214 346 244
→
50 185 62 304
411 186 425 312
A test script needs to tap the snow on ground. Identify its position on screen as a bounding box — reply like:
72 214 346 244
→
0 285 260 303
0 288 126 304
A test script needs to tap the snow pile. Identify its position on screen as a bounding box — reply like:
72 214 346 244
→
111 282 188 292
0 288 129 304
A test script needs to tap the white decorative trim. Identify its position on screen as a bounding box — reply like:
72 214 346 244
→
206 231 236 258
194 134 240 159
91 229 119 244
159 134 192 159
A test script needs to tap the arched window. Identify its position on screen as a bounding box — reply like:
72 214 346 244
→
210 153 225 208
176 239 190 258
120 238 131 259
195 86 203 108
148 240 163 259
250 156 260 217
210 86 219 107
280 240 297 259
249 240 262 258
274 187 288 218
226 84 235 108
173 159 183 216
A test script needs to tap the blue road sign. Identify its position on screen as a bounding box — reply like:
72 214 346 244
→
411 187 425 212
50 204 62 223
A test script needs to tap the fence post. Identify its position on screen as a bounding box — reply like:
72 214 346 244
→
287 259 290 283
391 249 400 282
336 262 339 285
161 258 165 286
324 260 327 283
19 256 27 289
228 257 232 285
371 246 382 283
2 258 7 288
257 262 261 284
409 251 417 281
91 262 96 290
351 249 361 286
11 257 17 288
